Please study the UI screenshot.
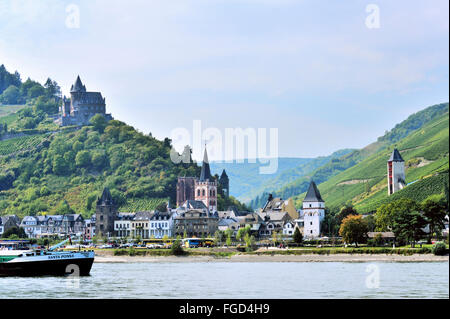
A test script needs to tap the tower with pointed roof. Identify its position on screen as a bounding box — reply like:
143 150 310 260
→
302 180 325 238
194 148 218 211
219 169 229 197
60 75 113 126
95 187 118 237
387 148 406 195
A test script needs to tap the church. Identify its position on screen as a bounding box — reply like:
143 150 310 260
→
176 148 229 211
58 75 113 126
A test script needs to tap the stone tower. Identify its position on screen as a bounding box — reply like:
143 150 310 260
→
95 187 117 238
194 148 218 211
176 176 196 207
219 169 229 197
302 180 325 238
387 148 406 195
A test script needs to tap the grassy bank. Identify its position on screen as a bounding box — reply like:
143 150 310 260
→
109 246 443 257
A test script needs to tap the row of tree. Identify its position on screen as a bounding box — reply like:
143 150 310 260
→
338 195 448 247
0 64 61 106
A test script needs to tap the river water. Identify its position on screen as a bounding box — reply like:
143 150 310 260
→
0 262 448 299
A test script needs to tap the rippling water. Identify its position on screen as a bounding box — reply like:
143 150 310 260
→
1 262 448 298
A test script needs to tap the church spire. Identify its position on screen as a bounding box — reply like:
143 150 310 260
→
199 147 212 181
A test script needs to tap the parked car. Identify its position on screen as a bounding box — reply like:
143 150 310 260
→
99 244 113 249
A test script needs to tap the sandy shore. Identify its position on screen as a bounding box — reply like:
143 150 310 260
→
94 253 449 263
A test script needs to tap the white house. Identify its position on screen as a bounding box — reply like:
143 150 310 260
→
114 213 135 238
282 221 295 236
301 181 325 239
149 210 177 238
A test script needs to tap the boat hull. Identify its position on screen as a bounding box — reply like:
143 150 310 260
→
0 257 94 277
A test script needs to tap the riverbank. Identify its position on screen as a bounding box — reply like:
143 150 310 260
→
94 252 449 263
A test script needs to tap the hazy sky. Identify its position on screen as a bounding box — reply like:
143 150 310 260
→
0 0 448 161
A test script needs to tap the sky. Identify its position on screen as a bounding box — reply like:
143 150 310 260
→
0 0 448 161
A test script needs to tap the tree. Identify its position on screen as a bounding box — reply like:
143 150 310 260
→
171 236 184 255
422 195 447 241
337 205 358 225
392 208 427 247
365 214 376 232
0 85 20 104
293 227 303 244
52 155 69 175
2 226 27 239
75 150 91 168
339 215 368 247
155 202 168 212
375 198 420 231
90 114 108 133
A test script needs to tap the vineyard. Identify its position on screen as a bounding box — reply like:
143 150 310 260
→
117 197 169 212
0 133 51 156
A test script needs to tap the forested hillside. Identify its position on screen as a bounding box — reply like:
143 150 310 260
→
292 104 449 213
0 64 248 218
249 102 449 210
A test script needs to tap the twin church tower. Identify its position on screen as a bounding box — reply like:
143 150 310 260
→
176 148 229 211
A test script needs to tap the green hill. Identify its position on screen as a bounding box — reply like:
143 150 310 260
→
249 103 449 209
292 103 449 213
0 65 210 218
0 119 203 217
210 150 353 203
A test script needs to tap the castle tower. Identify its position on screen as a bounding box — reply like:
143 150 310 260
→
195 148 217 211
219 169 229 197
95 187 118 238
302 180 325 238
387 148 406 195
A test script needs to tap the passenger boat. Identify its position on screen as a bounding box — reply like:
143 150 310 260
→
0 238 94 277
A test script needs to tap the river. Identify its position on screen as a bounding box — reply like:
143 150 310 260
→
0 261 448 298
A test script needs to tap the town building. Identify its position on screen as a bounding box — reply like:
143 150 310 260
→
114 213 135 238
0 215 20 236
257 211 292 238
61 214 85 236
173 200 219 237
261 194 299 219
59 75 113 126
301 180 325 238
84 216 96 240
149 210 177 238
387 148 406 195
236 212 265 237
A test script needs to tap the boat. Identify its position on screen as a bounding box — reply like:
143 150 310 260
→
0 238 95 277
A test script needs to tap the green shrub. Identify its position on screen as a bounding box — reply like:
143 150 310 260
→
171 238 185 256
432 242 448 256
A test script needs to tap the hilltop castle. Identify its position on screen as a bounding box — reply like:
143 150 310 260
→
176 148 229 211
58 76 113 126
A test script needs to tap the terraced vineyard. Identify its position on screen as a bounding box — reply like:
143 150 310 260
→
0 133 51 156
292 109 449 213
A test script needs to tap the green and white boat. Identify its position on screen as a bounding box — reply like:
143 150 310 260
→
0 238 94 277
